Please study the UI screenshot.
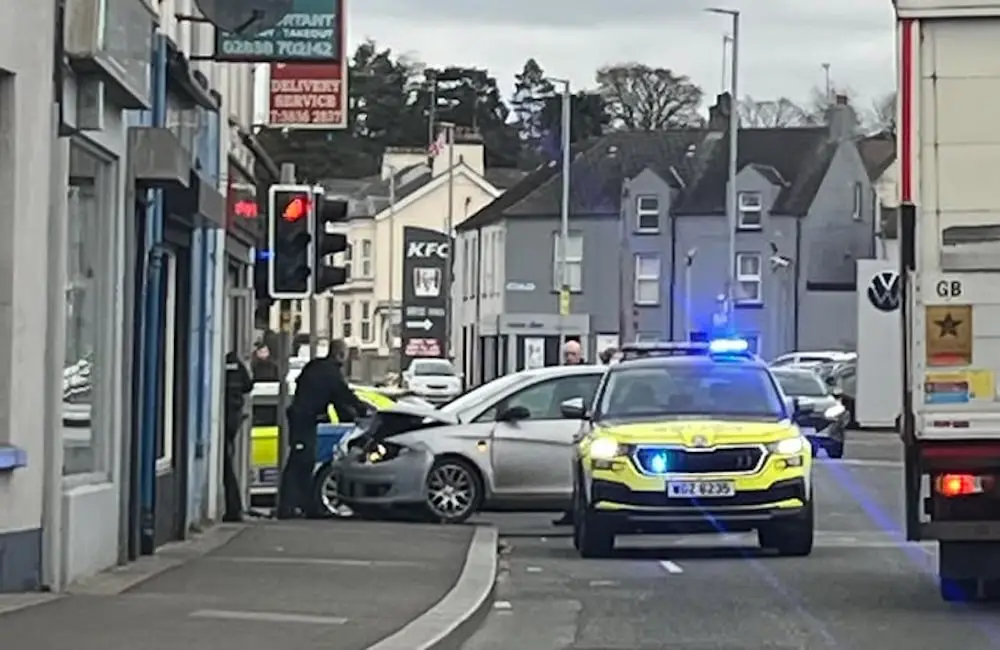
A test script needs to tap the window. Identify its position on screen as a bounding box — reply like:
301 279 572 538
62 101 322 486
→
464 237 473 298
341 302 352 338
360 301 372 342
483 234 493 296
343 244 352 281
552 232 583 291
852 182 863 220
635 332 662 343
63 143 117 476
634 254 660 305
636 196 660 232
360 239 372 277
735 253 762 303
476 375 601 422
738 192 762 229
774 371 828 397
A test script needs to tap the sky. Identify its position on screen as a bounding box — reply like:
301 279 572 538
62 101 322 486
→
347 0 897 108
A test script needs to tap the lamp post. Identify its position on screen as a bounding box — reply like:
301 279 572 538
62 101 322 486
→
438 121 456 358
546 77 572 329
707 7 740 322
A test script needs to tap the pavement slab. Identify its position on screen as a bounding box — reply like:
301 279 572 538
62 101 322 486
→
0 520 480 650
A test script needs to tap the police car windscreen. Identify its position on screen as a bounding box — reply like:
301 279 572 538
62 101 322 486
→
596 365 785 420
253 404 278 427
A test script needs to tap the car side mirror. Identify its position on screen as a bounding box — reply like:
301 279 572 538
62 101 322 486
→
498 405 530 422
560 397 587 419
792 397 815 416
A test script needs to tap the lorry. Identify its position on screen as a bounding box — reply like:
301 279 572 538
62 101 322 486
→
896 0 1000 601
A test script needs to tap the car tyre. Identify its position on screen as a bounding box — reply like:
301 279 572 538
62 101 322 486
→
311 463 339 518
759 500 814 557
424 456 483 524
574 489 614 558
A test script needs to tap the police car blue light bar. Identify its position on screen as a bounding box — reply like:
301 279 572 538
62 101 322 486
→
708 338 749 354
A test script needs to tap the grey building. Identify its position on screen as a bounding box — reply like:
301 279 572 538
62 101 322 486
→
454 93 878 383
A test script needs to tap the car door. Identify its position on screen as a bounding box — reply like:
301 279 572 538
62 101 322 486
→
486 373 601 503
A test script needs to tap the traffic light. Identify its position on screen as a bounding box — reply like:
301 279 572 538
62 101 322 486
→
268 184 315 298
312 191 350 293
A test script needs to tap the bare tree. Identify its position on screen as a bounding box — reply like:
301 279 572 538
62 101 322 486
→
737 96 811 128
866 91 896 134
595 63 704 129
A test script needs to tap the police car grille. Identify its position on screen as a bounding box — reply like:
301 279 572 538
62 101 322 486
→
634 447 763 474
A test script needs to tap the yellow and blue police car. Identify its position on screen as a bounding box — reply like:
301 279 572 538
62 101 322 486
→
566 339 814 558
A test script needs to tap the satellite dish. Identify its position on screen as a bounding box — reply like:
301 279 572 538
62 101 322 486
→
196 0 294 36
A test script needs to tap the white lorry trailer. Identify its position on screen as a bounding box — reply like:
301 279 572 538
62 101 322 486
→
896 0 1000 601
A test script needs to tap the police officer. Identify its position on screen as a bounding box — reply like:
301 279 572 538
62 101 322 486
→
224 350 254 522
276 339 369 519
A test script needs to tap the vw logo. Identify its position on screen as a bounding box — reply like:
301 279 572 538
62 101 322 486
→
867 271 900 312
692 435 709 448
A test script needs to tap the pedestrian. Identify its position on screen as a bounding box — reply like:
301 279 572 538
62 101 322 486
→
276 339 369 519
251 342 280 381
563 340 583 365
599 347 618 364
223 350 254 522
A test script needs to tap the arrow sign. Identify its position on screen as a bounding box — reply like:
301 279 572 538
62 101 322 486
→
405 319 433 331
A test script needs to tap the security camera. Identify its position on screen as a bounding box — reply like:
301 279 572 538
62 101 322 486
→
770 255 791 270
685 248 697 265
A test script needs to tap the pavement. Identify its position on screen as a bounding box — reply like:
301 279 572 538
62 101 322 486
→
0 520 497 650
460 430 1000 650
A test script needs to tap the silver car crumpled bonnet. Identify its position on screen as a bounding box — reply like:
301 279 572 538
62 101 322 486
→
345 403 458 453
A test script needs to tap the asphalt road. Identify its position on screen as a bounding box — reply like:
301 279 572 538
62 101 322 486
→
463 430 1000 650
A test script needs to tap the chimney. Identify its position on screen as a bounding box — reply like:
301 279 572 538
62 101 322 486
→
827 94 858 140
708 92 731 131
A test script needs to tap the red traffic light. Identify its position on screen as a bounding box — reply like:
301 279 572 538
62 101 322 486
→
282 196 311 222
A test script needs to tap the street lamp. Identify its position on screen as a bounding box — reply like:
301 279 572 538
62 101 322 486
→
546 77 572 324
707 7 740 321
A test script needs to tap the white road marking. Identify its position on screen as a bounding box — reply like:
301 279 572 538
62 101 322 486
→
494 600 512 609
526 566 543 573
589 579 618 586
818 459 902 468
189 609 347 625
205 555 417 567
659 560 684 573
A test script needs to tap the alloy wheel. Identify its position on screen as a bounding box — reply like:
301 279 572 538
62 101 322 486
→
426 462 475 520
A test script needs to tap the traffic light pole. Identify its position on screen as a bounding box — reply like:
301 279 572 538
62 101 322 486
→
274 162 296 512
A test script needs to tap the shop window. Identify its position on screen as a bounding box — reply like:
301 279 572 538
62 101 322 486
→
63 143 116 476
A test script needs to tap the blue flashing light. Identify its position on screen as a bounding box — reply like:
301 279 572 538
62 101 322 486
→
648 452 668 474
257 249 272 261
708 338 749 354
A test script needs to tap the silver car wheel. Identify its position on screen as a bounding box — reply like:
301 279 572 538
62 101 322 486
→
319 472 340 514
426 462 475 520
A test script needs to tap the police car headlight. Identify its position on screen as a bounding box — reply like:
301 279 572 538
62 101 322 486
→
824 403 845 419
589 437 624 460
768 436 806 455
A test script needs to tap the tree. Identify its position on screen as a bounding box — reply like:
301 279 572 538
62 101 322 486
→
420 66 520 167
595 63 703 129
510 58 555 144
536 92 610 159
867 91 896 134
737 97 811 128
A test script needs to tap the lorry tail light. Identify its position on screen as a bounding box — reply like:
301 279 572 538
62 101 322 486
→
934 473 993 497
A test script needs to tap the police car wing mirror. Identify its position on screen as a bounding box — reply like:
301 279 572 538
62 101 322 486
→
560 398 587 420
498 405 530 422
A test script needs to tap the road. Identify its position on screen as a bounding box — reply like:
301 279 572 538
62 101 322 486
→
463 431 1000 650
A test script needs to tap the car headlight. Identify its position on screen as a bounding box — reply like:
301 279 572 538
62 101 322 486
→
589 436 623 460
824 403 845 419
366 442 407 463
768 436 806 455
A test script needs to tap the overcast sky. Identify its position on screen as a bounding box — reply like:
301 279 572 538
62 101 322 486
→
346 0 896 108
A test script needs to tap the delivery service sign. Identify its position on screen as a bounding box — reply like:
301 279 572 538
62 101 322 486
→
214 0 343 63
268 62 347 128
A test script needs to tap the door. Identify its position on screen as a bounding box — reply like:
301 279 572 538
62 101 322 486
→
228 286 254 510
487 373 601 502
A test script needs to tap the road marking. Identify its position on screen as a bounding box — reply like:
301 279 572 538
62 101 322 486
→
526 566 542 573
589 579 618 586
659 560 683 573
818 459 901 468
190 609 347 625
205 556 417 567
494 600 512 610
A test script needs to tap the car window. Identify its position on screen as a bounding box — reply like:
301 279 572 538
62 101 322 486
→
411 360 455 376
477 374 601 422
770 355 796 367
774 372 828 397
252 404 278 427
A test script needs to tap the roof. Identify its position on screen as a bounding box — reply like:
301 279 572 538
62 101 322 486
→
458 131 710 231
485 168 530 189
857 132 896 181
673 127 837 216
611 355 767 372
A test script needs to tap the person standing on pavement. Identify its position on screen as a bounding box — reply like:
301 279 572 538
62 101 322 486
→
251 342 281 381
553 340 585 526
276 339 369 519
224 350 254 522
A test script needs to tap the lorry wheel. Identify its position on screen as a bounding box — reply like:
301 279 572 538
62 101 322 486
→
759 501 814 557
940 577 978 602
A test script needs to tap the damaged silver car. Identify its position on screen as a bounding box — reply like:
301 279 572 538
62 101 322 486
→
334 365 604 523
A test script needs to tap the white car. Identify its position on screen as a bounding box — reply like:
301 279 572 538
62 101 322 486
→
402 359 463 404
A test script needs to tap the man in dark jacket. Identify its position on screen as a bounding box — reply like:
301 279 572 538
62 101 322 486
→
224 350 254 522
276 339 368 519
251 343 281 381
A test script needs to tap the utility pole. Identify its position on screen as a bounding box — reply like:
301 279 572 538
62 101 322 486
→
386 167 399 371
274 162 295 509
708 8 740 324
547 77 572 339
822 63 832 101
442 122 456 358
427 75 438 151
721 34 732 93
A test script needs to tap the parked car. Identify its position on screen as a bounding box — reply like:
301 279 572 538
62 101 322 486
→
822 359 858 427
771 367 849 458
335 365 605 523
770 350 856 368
401 358 464 404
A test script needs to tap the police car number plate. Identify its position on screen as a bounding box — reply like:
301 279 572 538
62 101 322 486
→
667 481 735 498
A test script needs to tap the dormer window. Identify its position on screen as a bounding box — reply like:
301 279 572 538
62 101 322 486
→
636 196 660 232
737 192 762 229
